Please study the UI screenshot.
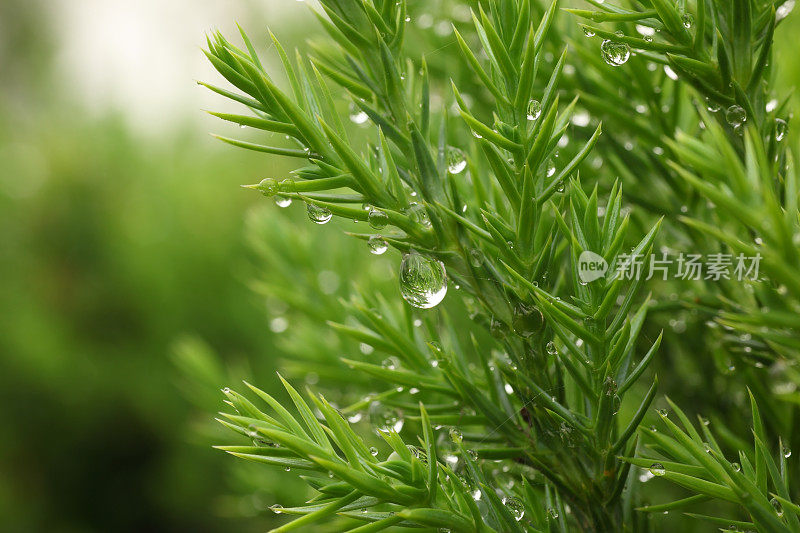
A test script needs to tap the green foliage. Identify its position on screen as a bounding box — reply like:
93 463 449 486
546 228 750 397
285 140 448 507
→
202 0 799 530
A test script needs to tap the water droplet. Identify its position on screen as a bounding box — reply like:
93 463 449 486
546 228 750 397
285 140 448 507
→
682 13 693 28
775 118 788 141
405 203 432 228
546 341 558 356
449 427 463 443
275 196 292 208
547 508 559 519
503 497 525 521
349 103 369 125
783 446 792 458
368 207 389 229
546 158 556 177
256 178 279 197
731 462 741 472
601 39 630 66
284 466 291 472
382 356 400 370
307 203 332 224
656 408 668 417
766 98 779 112
725 105 747 128
468 248 484 267
270 504 284 514
583 27 595 37
399 251 448 309
446 146 467 174
368 235 388 255
604 376 618 396
512 303 545 337
771 497 784 517
526 99 542 121
649 463 666 476
777 0 795 20
369 446 379 456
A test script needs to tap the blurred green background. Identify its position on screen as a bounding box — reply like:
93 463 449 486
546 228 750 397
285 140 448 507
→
0 0 320 530
1 0 798 531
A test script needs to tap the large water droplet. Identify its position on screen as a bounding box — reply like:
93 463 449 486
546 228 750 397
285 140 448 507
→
512 303 544 337
368 235 388 255
503 497 525 521
725 105 747 128
601 39 630 66
681 13 693 28
368 207 389 229
649 463 666 476
446 147 467 174
526 99 542 121
399 252 448 308
275 196 292 208
307 203 332 224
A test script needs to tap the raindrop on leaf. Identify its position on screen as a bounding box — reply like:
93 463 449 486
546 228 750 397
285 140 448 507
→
307 203 332 224
649 463 666 476
446 146 467 174
368 235 388 255
601 39 630 66
399 251 448 309
725 105 747 128
368 208 389 229
503 497 525 521
526 99 542 121
775 118 788 141
771 497 784 517
546 341 558 356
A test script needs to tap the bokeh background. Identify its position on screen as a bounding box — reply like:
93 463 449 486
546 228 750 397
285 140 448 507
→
1 0 799 531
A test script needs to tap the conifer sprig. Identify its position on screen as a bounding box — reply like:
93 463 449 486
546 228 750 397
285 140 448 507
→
198 0 799 530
